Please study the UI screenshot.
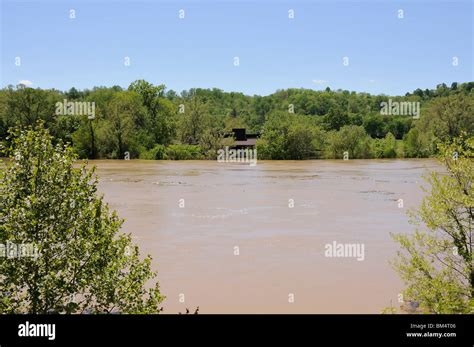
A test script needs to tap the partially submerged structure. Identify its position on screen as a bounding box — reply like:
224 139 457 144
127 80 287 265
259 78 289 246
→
229 128 259 149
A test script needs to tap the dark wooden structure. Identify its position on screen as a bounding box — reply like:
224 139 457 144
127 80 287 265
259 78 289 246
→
230 128 259 149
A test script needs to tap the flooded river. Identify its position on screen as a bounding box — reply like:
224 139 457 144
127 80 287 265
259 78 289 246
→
91 159 441 313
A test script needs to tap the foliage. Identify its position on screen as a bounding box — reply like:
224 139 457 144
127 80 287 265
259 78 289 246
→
0 81 472 160
257 112 325 159
372 132 397 158
139 144 167 160
416 94 474 145
0 123 164 313
391 136 474 313
165 144 203 160
324 125 372 159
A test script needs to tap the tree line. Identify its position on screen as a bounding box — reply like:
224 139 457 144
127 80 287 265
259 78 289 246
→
0 81 472 160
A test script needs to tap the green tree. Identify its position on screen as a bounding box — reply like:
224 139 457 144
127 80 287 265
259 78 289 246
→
403 128 432 158
363 114 386 138
417 94 474 144
1 85 65 144
3 85 60 128
99 91 145 158
372 132 397 158
1 81 471 160
256 111 291 160
199 123 233 159
325 125 372 159
178 96 210 145
391 137 474 313
382 132 397 158
286 123 322 159
0 124 164 313
72 118 98 159
324 108 350 131
128 80 175 145
385 116 412 139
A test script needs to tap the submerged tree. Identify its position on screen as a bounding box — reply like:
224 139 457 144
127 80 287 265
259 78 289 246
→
391 136 474 313
0 123 164 313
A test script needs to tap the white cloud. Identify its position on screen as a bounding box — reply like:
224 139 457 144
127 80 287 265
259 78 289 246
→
369 79 376 83
18 80 33 86
312 79 327 85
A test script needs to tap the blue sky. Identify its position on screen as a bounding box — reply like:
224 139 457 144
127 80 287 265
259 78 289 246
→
1 0 472 96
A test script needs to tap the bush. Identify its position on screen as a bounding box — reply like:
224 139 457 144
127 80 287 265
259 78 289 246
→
0 123 164 314
371 133 398 158
325 125 372 159
403 128 432 158
391 136 474 313
258 112 325 159
165 144 203 160
139 144 167 160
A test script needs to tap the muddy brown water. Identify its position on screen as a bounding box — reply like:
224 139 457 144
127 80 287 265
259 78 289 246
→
89 159 439 313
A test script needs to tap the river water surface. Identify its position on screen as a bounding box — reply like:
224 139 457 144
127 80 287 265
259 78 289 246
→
91 159 440 313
